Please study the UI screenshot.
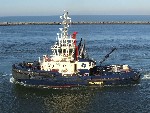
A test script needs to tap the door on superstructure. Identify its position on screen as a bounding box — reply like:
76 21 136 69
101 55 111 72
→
74 64 77 72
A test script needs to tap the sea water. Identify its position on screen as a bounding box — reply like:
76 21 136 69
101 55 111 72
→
0 16 150 113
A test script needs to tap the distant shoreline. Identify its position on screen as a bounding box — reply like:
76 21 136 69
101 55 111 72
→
0 21 150 26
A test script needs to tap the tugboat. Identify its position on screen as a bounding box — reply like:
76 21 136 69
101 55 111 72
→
12 11 140 88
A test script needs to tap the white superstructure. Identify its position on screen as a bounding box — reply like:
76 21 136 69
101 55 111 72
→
39 11 96 76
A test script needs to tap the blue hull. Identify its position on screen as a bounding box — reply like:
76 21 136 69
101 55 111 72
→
12 64 140 88
14 73 140 88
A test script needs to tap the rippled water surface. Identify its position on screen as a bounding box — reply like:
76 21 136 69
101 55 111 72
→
0 21 150 113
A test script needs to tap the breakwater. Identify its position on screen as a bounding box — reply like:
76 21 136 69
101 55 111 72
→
0 21 150 26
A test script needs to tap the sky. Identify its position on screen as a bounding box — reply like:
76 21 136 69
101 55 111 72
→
0 0 150 16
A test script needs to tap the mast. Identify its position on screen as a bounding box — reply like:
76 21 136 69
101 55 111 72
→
51 11 76 61
60 10 71 39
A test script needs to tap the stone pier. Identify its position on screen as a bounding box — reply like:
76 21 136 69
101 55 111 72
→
0 21 150 26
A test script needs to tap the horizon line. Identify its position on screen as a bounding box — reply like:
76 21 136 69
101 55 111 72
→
1 14 150 17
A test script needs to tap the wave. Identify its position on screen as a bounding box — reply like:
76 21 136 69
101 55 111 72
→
142 73 150 80
9 77 15 83
0 73 12 77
